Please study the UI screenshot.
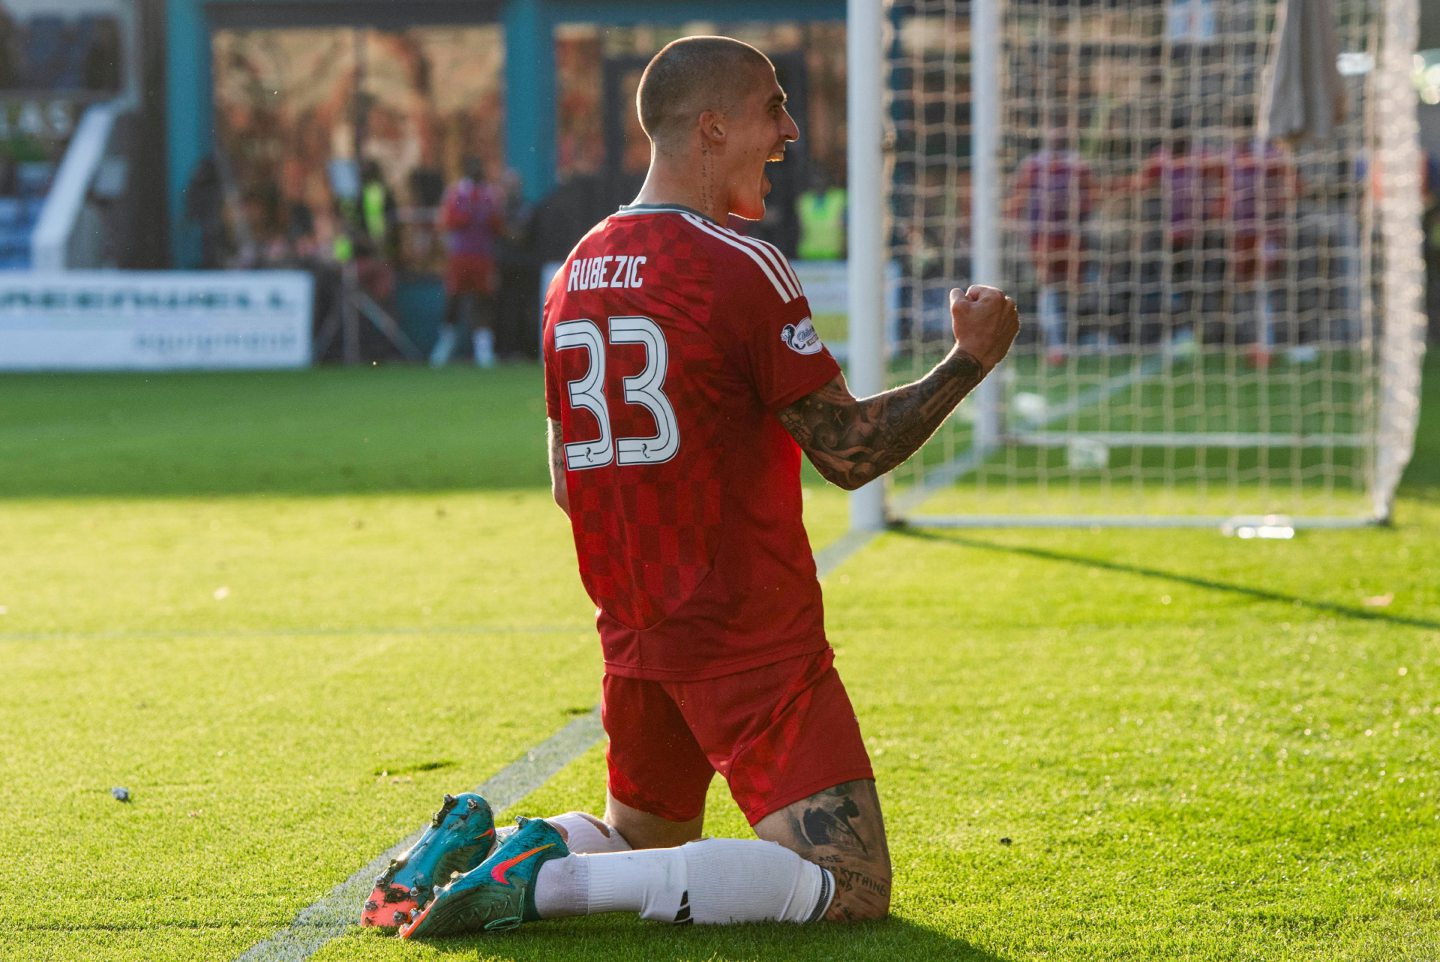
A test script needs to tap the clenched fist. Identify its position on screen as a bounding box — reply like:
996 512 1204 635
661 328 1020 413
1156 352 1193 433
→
950 285 1019 373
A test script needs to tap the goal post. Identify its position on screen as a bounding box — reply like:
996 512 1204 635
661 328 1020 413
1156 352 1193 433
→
848 0 889 532
1373 0 1427 522
848 0 1428 531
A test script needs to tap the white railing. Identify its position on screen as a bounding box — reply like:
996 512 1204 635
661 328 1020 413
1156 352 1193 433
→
30 99 125 271
20 0 140 271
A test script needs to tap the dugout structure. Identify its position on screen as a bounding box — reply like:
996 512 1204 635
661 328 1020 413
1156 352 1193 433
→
846 0 1427 530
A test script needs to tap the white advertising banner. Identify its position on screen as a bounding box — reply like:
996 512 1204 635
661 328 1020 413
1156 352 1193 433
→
788 260 851 315
0 271 313 370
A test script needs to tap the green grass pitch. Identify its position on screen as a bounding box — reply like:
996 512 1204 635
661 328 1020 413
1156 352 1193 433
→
0 357 1436 961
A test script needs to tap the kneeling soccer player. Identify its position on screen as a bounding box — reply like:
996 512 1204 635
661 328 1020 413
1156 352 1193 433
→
363 34 1019 937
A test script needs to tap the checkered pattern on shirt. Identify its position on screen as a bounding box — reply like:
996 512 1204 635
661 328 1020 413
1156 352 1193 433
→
546 213 725 628
543 208 841 675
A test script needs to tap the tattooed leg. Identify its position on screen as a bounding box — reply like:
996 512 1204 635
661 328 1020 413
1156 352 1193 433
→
754 779 892 922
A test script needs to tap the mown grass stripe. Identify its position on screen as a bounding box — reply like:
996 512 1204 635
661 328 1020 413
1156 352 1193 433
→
0 624 589 644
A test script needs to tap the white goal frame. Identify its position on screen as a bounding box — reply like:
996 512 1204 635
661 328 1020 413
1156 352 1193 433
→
847 0 1428 532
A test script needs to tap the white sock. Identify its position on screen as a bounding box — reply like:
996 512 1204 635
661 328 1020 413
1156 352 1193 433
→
473 329 495 367
545 811 632 854
533 855 589 919
529 813 630 919
533 838 832 925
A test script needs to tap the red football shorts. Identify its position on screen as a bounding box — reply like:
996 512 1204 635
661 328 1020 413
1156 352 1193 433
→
444 253 497 296
602 648 874 826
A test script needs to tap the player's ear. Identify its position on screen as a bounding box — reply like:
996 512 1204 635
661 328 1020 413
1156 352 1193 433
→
698 109 726 144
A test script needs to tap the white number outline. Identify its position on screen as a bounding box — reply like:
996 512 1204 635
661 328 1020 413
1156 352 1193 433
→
554 315 680 470
553 319 613 470
611 316 680 466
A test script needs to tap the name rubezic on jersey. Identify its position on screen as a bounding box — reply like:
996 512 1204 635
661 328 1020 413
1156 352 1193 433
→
568 254 647 292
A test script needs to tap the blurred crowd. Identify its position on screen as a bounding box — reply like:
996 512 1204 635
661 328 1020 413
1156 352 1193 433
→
185 152 569 364
183 145 852 365
1005 118 1307 367
183 122 1431 369
896 113 1387 368
0 7 121 94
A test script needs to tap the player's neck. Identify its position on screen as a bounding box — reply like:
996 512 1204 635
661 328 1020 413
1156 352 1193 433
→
632 159 728 224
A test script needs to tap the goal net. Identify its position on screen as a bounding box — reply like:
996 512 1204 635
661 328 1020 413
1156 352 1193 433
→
864 0 1427 528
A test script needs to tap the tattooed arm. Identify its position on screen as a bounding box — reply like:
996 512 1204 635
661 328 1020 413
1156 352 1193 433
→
778 285 1019 490
777 351 985 490
547 419 570 516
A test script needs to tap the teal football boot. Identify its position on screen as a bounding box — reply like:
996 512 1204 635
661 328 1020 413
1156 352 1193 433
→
400 816 569 938
360 792 496 930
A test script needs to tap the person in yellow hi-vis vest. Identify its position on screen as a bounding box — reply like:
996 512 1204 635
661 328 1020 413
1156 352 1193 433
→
359 160 399 262
334 161 398 259
795 169 846 261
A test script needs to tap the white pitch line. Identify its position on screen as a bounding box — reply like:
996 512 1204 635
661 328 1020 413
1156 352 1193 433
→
228 531 880 962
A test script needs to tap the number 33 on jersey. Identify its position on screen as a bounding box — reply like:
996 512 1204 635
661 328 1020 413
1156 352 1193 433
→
553 315 679 470
542 206 842 674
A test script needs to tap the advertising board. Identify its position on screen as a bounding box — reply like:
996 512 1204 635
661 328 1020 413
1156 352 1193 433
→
0 271 314 370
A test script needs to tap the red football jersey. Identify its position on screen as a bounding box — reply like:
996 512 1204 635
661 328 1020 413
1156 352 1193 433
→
1012 149 1098 235
543 205 841 681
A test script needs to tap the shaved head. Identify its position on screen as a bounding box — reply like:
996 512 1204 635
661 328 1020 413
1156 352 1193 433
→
637 36 773 144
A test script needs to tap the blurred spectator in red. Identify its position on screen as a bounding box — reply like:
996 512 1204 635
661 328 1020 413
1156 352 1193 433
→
431 156 505 367
1220 135 1301 366
1009 117 1099 363
1130 119 1224 344
1135 131 1215 254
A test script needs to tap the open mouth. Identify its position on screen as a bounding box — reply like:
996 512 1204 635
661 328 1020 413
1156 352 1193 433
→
761 149 785 196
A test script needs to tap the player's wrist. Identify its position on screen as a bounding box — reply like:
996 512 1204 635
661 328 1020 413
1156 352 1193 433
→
940 345 987 380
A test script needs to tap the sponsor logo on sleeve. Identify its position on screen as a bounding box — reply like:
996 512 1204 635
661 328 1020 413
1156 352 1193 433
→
780 317 823 356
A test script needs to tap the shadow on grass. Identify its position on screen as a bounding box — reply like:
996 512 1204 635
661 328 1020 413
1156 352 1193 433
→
0 367 552 499
896 528 1440 633
409 911 1004 961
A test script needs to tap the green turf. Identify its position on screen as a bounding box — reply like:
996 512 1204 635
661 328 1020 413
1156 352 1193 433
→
0 356 1435 961
0 367 550 497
